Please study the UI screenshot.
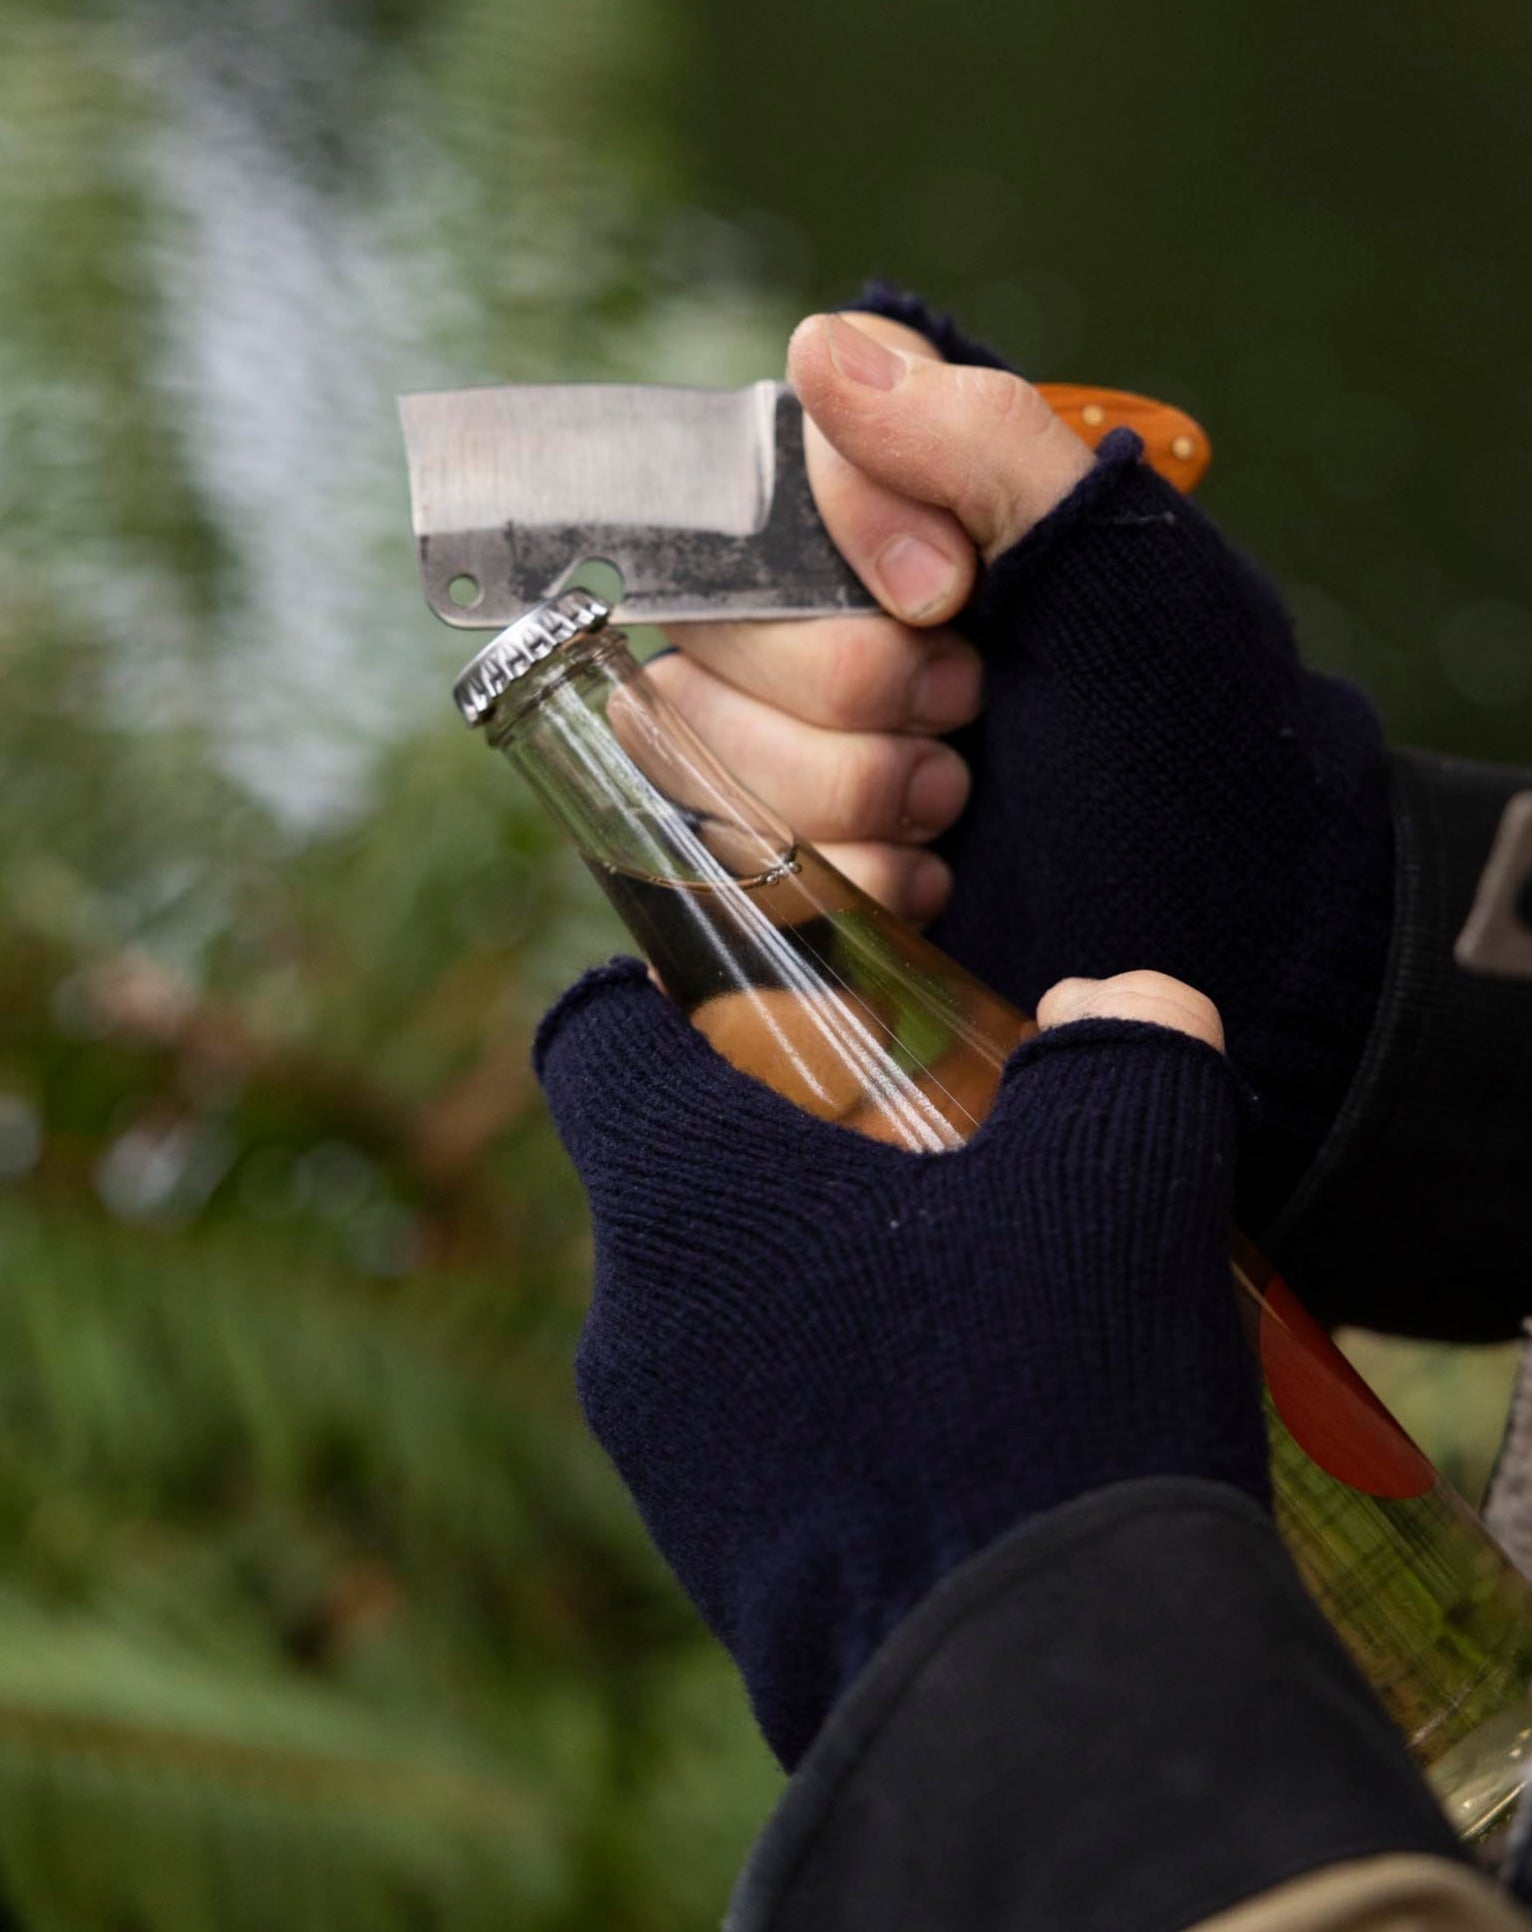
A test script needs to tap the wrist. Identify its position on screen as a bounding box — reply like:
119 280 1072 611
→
731 1482 1463 1927
925 449 1393 1227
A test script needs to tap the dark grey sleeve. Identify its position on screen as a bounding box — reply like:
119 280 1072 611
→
726 1480 1463 1932
1262 749 1532 1342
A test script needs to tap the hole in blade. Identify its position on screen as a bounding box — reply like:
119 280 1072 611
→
554 556 626 608
447 573 482 608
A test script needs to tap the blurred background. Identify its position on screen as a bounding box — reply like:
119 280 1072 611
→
0 0 1528 1923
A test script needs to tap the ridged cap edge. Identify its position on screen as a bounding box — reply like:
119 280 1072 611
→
452 591 613 726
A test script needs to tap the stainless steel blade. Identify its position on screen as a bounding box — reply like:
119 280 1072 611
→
398 379 877 627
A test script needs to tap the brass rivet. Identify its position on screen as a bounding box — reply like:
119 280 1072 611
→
1171 434 1197 461
1081 403 1106 427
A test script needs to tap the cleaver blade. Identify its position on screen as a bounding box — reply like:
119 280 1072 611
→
398 379 877 629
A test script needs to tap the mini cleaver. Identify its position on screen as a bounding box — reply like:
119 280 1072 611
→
398 378 1211 630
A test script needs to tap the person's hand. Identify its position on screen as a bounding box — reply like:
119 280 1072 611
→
648 308 1091 928
653 294 1394 1229
535 960 1266 1767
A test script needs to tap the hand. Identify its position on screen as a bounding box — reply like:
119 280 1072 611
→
647 307 1089 928
656 294 1394 1228
535 962 1266 1766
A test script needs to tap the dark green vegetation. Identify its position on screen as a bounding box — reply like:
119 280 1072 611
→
0 0 1524 1921
687 0 1532 764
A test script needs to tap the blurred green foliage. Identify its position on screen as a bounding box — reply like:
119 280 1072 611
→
0 1 792 1922
0 0 1528 1923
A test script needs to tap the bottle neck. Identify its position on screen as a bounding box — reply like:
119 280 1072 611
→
484 630 795 888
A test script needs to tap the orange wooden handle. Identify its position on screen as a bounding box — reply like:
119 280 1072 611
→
1036 383 1211 493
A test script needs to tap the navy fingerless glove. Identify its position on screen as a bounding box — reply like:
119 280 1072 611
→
536 959 1267 1767
851 284 1395 1232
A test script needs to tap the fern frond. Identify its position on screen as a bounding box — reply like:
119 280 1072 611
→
0 1596 568 1932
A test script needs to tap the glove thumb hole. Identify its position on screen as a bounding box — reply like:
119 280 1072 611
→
983 978 1249 1161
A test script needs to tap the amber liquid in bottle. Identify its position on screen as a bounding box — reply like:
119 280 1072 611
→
593 843 1031 1147
483 613 1532 1842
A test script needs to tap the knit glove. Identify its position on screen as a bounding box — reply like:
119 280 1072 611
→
844 285 1396 1231
535 957 1268 1768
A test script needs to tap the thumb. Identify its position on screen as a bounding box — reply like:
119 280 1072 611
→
1037 970 1226 1051
980 973 1247 1231
788 313 1095 563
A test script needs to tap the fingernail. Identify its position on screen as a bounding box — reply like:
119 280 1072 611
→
901 750 970 838
910 643 983 730
876 533 958 621
824 314 906 391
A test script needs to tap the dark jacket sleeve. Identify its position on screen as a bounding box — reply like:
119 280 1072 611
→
725 1480 1472 1932
1262 749 1532 1342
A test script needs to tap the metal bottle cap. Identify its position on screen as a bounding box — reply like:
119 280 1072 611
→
451 589 614 727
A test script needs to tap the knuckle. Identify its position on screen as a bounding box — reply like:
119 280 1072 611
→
951 368 1061 544
1110 968 1180 996
829 842 904 912
857 847 910 908
817 620 912 729
826 736 909 838
955 364 1050 432
1103 972 1224 1047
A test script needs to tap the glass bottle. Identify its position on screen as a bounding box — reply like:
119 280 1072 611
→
458 589 1532 1841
